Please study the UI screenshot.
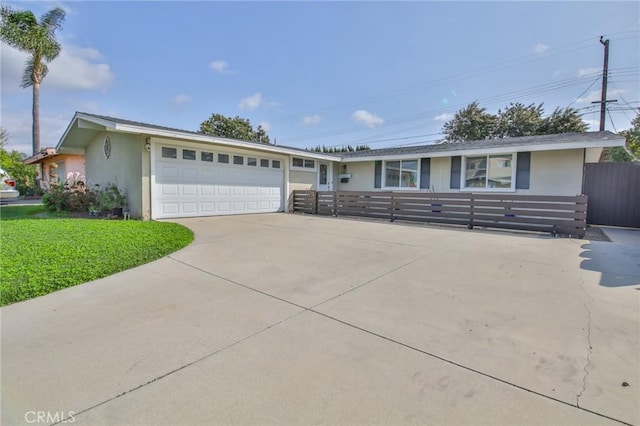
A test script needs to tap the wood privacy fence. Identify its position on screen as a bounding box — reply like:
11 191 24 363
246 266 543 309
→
292 191 588 237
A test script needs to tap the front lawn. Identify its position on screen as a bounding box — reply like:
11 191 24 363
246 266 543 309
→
0 219 193 306
0 204 64 220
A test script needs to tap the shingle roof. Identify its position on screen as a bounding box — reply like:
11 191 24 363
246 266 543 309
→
77 112 341 157
340 131 622 158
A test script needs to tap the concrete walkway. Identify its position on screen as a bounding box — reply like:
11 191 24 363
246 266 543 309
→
2 214 638 425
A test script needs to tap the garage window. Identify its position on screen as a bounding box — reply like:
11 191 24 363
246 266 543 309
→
260 159 270 168
183 149 196 160
218 153 229 164
233 155 244 165
247 157 257 167
162 147 177 159
272 160 281 169
201 151 214 162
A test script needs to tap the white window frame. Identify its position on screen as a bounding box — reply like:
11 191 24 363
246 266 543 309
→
383 159 420 190
461 153 517 192
290 156 317 172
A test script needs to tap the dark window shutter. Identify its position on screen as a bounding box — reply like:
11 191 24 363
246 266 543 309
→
515 152 531 189
420 158 431 189
374 161 382 188
450 156 461 189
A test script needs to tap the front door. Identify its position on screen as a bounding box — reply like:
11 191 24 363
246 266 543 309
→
318 162 331 191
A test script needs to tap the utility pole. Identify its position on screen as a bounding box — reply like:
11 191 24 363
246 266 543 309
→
596 36 610 131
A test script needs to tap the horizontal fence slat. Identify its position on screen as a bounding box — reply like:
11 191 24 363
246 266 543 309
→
291 191 587 237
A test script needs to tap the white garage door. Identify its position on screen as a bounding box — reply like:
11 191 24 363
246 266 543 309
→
152 144 284 219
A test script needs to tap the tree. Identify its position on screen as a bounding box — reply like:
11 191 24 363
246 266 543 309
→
310 145 370 153
0 6 65 155
493 103 544 138
0 129 37 194
540 107 589 134
442 101 496 142
601 112 640 162
442 102 589 142
199 114 271 144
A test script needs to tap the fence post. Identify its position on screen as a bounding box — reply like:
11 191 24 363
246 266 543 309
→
390 193 396 222
314 190 319 214
468 193 474 229
333 191 338 217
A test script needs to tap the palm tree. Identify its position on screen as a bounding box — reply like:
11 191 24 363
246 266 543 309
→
0 6 65 155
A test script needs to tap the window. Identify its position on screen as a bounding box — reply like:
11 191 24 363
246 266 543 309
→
218 153 229 164
384 160 418 188
272 160 281 169
233 155 244 165
260 159 270 168
291 156 315 170
162 147 177 159
182 149 196 160
247 157 257 166
201 151 214 162
464 154 514 190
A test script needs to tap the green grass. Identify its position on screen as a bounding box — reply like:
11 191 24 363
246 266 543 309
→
0 204 65 220
0 219 194 306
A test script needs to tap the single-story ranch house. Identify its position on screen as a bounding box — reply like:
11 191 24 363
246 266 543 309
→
56 112 625 220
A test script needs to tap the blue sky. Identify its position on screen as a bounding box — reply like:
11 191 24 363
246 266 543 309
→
1 1 639 155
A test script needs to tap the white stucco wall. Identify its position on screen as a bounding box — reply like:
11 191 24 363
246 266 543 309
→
336 161 375 191
523 149 584 196
85 132 144 217
334 149 586 196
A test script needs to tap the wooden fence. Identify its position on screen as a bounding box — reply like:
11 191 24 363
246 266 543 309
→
292 190 588 237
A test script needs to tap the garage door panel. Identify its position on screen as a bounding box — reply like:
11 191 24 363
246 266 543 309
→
182 202 198 213
153 146 285 219
182 185 197 196
200 186 214 196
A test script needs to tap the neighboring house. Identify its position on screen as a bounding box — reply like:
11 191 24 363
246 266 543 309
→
55 112 625 220
23 147 85 188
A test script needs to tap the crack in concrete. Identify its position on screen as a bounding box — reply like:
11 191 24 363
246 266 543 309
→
576 276 595 408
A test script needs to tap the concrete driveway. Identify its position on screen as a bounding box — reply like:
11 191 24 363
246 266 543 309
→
2 214 638 425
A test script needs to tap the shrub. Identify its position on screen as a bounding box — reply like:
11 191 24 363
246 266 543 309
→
42 174 98 213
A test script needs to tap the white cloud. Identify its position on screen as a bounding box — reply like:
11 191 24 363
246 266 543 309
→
583 119 600 130
434 113 453 121
258 121 271 132
2 43 114 91
576 88 627 104
0 109 70 155
238 92 262 111
302 114 322 126
209 60 230 74
47 45 114 90
533 43 549 54
172 94 192 106
577 67 600 77
351 110 384 128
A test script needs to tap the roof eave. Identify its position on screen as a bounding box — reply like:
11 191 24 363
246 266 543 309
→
339 137 625 162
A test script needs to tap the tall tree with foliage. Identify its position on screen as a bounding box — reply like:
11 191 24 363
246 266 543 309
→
0 6 66 155
601 112 640 162
493 103 545 138
199 114 270 144
442 102 588 142
442 101 496 142
311 145 370 153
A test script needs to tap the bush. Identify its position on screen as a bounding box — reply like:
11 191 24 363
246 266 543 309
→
42 174 98 213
